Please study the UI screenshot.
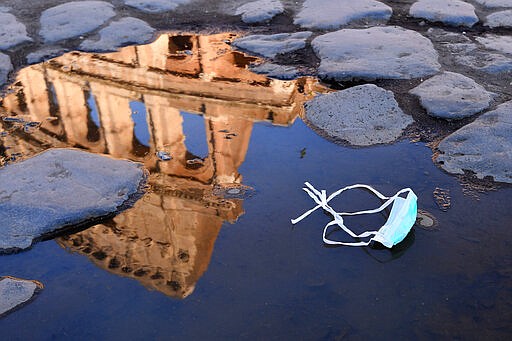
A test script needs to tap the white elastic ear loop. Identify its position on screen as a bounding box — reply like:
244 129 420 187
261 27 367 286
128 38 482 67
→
291 183 414 246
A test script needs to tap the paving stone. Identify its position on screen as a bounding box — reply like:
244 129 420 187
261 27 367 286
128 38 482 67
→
410 72 493 120
409 0 479 27
437 101 512 183
0 277 42 316
80 18 155 52
312 26 441 81
485 10 512 28
294 0 392 29
305 84 413 146
0 12 32 50
0 148 146 253
455 51 512 74
235 0 284 23
39 1 116 43
233 31 312 58
249 62 299 79
26 47 69 64
473 0 512 8
123 0 192 13
0 52 13 86
476 35 512 55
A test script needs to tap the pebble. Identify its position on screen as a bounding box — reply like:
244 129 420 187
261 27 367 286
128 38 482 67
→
39 1 116 43
80 17 155 52
437 101 512 183
312 26 441 81
409 72 494 120
409 0 479 27
0 148 146 252
294 0 392 29
235 0 284 23
0 12 32 50
304 84 413 146
233 31 312 58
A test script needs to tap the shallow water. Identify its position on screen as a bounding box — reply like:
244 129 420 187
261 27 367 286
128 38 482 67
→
1 33 511 339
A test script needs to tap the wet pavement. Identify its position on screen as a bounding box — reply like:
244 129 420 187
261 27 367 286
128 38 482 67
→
0 0 511 339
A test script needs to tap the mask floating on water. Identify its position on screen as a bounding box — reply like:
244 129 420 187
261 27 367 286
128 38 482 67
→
291 183 418 248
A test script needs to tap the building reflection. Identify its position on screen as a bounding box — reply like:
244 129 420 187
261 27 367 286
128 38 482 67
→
0 33 319 298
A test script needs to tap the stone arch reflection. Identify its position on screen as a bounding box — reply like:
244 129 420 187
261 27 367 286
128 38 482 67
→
0 33 321 298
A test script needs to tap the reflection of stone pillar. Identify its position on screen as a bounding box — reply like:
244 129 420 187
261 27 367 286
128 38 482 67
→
145 94 215 182
136 34 169 71
207 115 253 184
90 82 134 158
47 70 90 147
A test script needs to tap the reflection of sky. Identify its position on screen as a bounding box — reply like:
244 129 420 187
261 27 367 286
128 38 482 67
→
182 111 208 158
87 92 101 128
130 101 150 147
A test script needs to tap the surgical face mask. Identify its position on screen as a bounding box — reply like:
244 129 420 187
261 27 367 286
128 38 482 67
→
291 183 418 248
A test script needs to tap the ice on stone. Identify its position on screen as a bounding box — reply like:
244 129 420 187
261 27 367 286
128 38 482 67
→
0 277 42 316
0 12 32 50
233 31 312 58
250 62 300 79
476 35 512 55
40 1 116 43
0 52 13 86
80 18 155 52
294 0 392 30
124 0 192 13
312 26 441 81
305 84 413 146
485 10 512 28
474 0 512 8
437 101 512 183
409 0 479 27
0 149 146 253
410 72 493 120
235 0 284 23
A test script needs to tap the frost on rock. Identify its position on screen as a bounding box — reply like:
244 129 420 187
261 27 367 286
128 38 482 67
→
409 0 479 27
485 10 512 28
80 18 155 52
0 277 42 316
26 47 69 64
455 52 512 74
0 53 13 86
410 72 493 120
437 101 512 183
40 1 116 43
250 62 300 80
0 12 32 50
476 35 512 55
473 0 512 8
294 0 392 29
0 149 146 253
312 26 441 81
235 0 284 23
233 31 312 58
305 84 413 146
124 0 192 13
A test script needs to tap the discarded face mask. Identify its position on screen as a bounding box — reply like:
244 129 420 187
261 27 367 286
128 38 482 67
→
291 183 418 248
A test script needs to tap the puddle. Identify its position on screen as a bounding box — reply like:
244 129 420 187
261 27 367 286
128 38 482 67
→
1 33 511 339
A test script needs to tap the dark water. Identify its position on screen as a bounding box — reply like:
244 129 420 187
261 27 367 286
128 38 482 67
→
1 33 511 339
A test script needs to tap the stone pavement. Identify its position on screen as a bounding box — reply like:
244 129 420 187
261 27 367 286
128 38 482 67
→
0 0 511 183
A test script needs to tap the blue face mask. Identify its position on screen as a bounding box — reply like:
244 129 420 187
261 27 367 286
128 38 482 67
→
291 183 418 248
